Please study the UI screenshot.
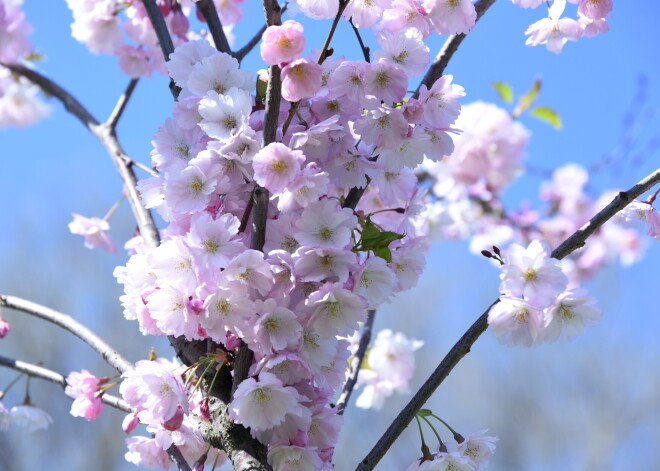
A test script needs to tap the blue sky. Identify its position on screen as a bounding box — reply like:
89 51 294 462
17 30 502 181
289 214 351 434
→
1 1 659 470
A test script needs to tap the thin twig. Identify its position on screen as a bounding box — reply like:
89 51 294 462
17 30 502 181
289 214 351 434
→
0 355 131 413
336 310 376 414
106 78 139 131
0 295 133 374
413 0 497 99
1 63 161 249
349 19 370 63
355 166 660 470
196 0 232 54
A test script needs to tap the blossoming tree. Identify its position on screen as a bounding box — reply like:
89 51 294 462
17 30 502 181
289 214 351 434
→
1 0 659 470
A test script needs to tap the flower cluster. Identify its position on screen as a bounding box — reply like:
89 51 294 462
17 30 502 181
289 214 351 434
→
68 213 117 254
0 0 50 127
518 0 612 53
406 430 498 471
112 21 460 463
65 369 105 421
119 358 227 467
488 240 601 346
65 0 244 78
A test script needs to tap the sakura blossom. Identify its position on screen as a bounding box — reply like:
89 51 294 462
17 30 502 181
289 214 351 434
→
9 404 53 431
488 297 544 347
543 289 601 342
260 20 305 66
68 213 116 254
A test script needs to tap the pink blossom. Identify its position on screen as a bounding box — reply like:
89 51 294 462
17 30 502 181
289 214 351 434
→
543 289 601 342
525 0 582 54
9 404 53 431
364 61 408 104
375 28 430 78
499 240 568 307
418 75 465 129
488 296 544 347
0 401 10 431
261 20 305 66
281 58 323 102
451 430 498 469
354 257 398 308
510 0 544 7
424 0 477 35
267 445 324 471
306 282 367 336
381 0 433 37
578 0 612 20
117 45 152 78
228 372 306 431
295 0 340 20
253 142 306 193
166 39 217 88
250 298 303 353
342 0 390 29
68 213 116 254
125 436 172 470
294 198 358 249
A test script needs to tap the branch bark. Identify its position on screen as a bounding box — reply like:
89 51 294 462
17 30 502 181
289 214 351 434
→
0 355 131 413
413 0 497 99
107 78 139 131
355 166 660 470
1 63 161 249
196 0 232 54
0 295 133 374
141 0 180 98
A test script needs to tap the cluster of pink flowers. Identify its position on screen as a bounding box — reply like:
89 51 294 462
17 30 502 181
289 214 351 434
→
111 11 467 461
406 431 498 471
0 0 50 127
65 0 245 78
488 240 601 346
518 0 612 53
65 369 105 421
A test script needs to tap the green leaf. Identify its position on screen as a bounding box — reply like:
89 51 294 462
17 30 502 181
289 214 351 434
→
256 70 268 100
417 409 433 417
519 78 541 109
373 247 392 262
491 81 513 104
530 105 562 129
361 222 381 241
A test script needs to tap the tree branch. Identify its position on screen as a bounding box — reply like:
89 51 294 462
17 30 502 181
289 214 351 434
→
107 78 139 131
0 295 133 374
0 355 131 413
141 0 180 98
413 0 497 99
196 0 232 54
1 63 161 249
336 309 375 414
355 166 660 470
167 445 192 471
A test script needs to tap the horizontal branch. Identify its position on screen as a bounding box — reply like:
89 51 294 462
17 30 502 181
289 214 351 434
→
0 355 130 413
356 166 660 470
0 295 133 374
413 0 497 99
1 63 160 249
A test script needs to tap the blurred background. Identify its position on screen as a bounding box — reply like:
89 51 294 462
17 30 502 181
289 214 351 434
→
0 1 659 470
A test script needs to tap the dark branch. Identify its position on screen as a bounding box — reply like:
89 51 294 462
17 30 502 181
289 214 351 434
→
141 0 180 98
336 310 376 414
413 0 497 99
0 295 133 374
196 0 232 54
0 355 131 413
167 445 192 471
355 166 660 470
350 19 370 63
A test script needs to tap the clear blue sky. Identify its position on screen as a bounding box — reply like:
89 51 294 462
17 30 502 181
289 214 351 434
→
0 1 658 470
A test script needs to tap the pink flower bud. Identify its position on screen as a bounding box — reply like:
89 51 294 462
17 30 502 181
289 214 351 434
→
170 11 189 37
0 319 11 338
225 332 241 350
162 404 185 431
192 453 208 471
122 412 140 434
200 396 210 421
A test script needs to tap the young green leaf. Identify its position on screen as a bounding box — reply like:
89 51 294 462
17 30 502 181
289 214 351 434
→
491 81 513 104
530 105 562 129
